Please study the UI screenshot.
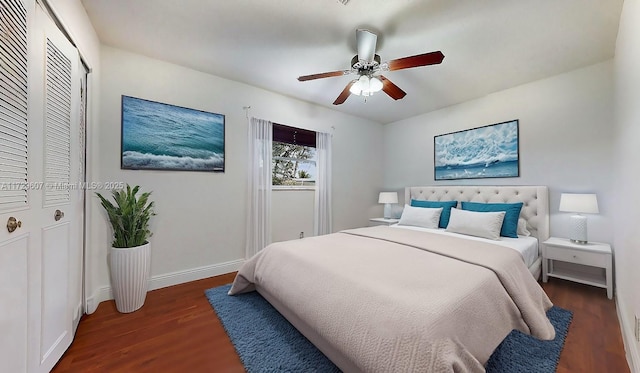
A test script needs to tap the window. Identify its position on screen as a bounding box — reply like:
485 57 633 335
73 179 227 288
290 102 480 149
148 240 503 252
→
272 124 316 187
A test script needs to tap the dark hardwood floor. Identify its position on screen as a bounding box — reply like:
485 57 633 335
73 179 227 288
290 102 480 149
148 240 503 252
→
541 279 630 373
52 273 629 373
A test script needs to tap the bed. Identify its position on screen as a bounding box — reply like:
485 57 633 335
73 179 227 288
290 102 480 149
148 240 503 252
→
404 185 550 280
230 186 555 372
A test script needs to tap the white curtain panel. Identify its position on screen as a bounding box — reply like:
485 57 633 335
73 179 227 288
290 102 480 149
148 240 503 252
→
314 132 333 236
246 117 273 258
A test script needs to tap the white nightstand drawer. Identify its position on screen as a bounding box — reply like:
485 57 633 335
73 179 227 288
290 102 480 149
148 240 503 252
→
545 246 606 267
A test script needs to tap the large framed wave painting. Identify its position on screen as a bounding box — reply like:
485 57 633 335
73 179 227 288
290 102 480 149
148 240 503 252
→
434 119 519 180
121 96 225 172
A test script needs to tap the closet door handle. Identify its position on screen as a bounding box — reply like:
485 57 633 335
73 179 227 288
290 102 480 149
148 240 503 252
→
7 217 22 233
54 209 65 221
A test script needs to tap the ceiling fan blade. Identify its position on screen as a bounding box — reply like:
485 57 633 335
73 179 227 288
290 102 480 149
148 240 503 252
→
333 81 354 105
379 75 406 100
356 29 377 63
387 51 444 71
298 70 348 82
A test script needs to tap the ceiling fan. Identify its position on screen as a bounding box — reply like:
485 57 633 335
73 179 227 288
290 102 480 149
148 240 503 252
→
297 29 444 105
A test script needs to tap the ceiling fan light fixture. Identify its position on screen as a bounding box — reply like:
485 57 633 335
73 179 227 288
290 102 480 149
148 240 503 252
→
349 79 362 95
349 75 369 95
358 75 370 91
369 76 383 92
349 75 382 97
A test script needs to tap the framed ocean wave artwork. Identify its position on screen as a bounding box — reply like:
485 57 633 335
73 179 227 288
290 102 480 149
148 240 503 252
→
434 119 519 180
121 96 225 172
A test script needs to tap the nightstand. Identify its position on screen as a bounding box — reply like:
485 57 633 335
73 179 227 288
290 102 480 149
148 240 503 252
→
369 218 399 227
542 237 612 299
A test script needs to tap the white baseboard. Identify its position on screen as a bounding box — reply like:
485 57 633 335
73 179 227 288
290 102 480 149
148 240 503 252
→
86 286 112 314
72 301 82 332
617 296 640 373
85 259 244 314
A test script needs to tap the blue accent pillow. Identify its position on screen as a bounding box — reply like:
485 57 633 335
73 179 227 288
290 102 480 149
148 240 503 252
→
410 200 458 228
460 201 523 238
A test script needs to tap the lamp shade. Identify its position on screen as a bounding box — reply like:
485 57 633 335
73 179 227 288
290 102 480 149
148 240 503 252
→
349 75 383 96
349 79 361 95
378 192 398 204
559 193 599 214
369 76 383 92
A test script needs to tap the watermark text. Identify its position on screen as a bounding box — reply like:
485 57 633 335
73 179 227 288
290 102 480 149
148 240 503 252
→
0 181 126 191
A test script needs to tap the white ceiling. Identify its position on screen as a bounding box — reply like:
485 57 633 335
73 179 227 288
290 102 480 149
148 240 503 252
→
80 0 623 125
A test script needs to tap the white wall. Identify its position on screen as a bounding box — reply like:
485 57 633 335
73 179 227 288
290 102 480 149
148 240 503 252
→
613 0 640 370
383 61 614 243
272 190 314 242
87 46 384 309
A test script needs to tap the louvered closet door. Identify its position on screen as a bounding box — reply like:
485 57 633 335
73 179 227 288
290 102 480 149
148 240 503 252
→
0 1 32 372
35 3 81 373
0 1 82 372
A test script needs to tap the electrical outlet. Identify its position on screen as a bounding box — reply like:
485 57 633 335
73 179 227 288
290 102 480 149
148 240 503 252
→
636 315 640 342
299 232 304 239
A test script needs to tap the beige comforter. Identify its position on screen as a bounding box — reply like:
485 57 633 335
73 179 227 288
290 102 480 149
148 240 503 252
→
229 226 555 372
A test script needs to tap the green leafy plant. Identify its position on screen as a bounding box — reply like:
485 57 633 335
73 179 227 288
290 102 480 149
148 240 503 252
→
96 184 155 248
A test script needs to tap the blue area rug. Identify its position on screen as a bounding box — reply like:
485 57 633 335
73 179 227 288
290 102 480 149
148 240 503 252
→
205 284 572 373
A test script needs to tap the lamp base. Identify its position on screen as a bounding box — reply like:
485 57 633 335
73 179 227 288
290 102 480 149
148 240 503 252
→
569 214 588 244
383 203 392 219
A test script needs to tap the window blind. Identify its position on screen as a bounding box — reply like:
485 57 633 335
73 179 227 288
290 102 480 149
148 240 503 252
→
272 123 316 148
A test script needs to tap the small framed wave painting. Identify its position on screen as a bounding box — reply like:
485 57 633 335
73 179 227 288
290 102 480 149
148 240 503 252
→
434 119 519 180
121 96 225 172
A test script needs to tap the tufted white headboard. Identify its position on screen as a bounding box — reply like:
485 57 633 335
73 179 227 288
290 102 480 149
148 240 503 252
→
405 186 549 242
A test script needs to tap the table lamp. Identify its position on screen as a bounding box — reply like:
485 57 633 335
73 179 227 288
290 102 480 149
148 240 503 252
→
559 193 599 244
378 192 398 219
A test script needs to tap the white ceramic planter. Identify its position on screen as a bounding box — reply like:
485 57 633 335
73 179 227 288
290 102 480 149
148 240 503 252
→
109 242 151 313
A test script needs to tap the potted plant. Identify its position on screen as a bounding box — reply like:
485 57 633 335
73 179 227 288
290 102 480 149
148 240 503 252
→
96 184 155 313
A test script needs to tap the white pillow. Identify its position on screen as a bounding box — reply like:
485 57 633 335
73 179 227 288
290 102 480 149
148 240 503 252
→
398 205 443 229
445 208 506 240
517 218 531 237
